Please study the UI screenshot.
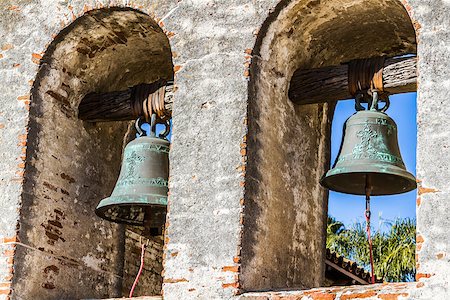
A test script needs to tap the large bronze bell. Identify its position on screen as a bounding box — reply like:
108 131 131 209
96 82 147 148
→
96 116 170 227
321 93 416 195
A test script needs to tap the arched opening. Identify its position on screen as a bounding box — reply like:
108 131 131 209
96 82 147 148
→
242 0 416 292
15 8 173 299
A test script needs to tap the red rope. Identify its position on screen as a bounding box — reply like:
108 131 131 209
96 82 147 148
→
129 243 146 297
365 209 375 284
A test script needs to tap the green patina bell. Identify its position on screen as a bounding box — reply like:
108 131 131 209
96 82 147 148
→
321 93 416 196
96 117 170 227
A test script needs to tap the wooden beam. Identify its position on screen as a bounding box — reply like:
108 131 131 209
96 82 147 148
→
78 83 174 122
288 56 417 105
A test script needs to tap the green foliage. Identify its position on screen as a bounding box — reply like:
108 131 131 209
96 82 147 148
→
326 216 416 282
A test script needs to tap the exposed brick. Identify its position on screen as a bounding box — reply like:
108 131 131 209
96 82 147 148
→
1 43 13 51
340 291 376 300
222 265 239 272
7 5 20 11
311 292 336 300
4 274 13 281
17 95 30 101
31 53 42 64
418 186 438 195
2 250 15 257
164 278 188 283
378 293 408 300
173 65 182 73
0 236 17 244
416 235 424 243
222 282 239 289
416 273 432 280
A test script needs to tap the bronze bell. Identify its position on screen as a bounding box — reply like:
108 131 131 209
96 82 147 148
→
321 93 416 195
96 116 170 227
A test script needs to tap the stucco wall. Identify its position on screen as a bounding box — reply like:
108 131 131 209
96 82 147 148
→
0 0 449 300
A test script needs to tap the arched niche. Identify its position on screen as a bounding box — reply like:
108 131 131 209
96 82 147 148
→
241 0 416 292
14 7 173 299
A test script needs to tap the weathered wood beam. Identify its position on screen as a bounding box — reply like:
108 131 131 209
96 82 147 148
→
78 83 174 122
288 56 417 105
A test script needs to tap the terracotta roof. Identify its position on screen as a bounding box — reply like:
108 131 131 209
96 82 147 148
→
325 248 381 285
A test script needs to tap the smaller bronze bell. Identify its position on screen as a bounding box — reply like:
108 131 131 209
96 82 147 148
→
321 93 416 195
96 117 170 227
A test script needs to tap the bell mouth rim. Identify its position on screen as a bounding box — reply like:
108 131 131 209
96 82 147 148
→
320 170 417 196
95 195 167 226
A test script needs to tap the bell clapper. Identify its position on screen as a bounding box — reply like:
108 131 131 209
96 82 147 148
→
365 89 378 284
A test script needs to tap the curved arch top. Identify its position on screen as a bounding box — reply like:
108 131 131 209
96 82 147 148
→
254 0 416 70
35 7 173 115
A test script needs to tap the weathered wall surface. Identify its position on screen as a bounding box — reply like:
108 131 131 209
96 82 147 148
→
0 1 45 297
241 0 415 293
411 0 450 298
0 2 175 299
10 8 136 298
0 0 450 300
242 61 332 290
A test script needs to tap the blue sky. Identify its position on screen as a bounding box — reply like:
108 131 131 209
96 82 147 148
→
328 92 417 230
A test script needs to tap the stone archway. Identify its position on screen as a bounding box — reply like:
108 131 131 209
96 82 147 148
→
241 0 416 292
14 7 173 299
